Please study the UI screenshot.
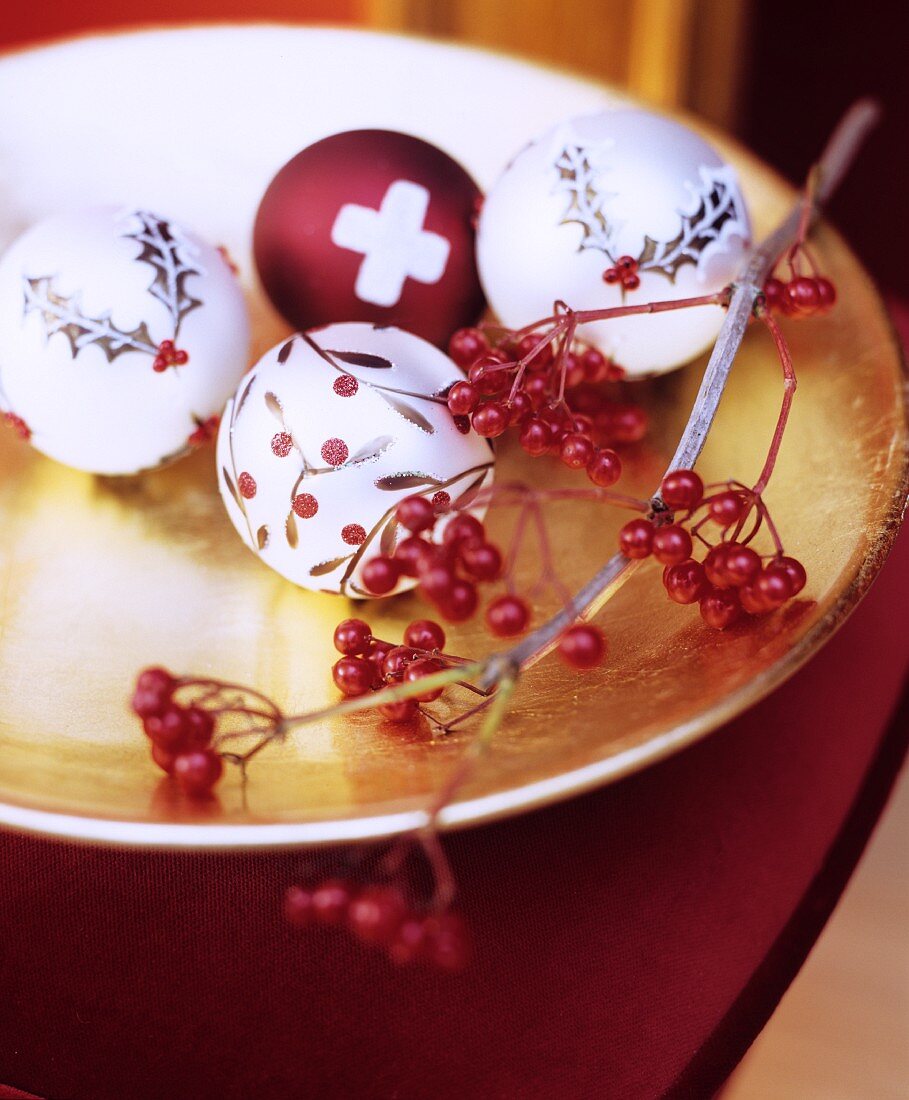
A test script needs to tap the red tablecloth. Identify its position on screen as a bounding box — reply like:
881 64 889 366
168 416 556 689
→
1 524 906 1099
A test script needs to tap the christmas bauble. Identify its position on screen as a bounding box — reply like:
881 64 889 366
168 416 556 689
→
216 323 495 597
253 130 485 348
477 109 752 376
0 206 250 475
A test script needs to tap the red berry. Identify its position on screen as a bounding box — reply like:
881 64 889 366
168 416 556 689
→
506 391 533 425
443 513 484 547
519 417 551 456
364 640 394 687
238 471 257 499
183 705 214 748
559 432 595 469
347 886 407 946
471 403 508 438
152 355 168 373
159 339 175 352
422 911 471 972
362 556 400 595
333 618 372 656
622 273 640 291
440 579 478 622
419 562 457 604
708 490 746 527
395 494 436 534
660 469 703 511
284 885 315 928
485 594 530 637
447 380 479 416
617 255 637 272
754 566 792 607
135 667 175 702
378 698 420 722
432 491 451 514
332 656 374 697
143 703 190 752
704 544 731 588
389 916 428 965
395 535 433 578
382 646 420 682
651 524 693 566
739 583 771 615
333 374 358 397
815 277 836 312
172 749 222 797
311 879 353 925
586 448 621 487
663 559 706 605
582 347 607 380
448 327 488 367
404 658 446 702
172 349 189 366
602 403 647 444
763 277 786 308
404 619 446 651
619 518 654 559
603 267 620 284
468 356 509 395
700 587 742 630
522 374 550 409
558 624 607 670
786 275 821 314
459 540 503 581
320 438 349 466
150 742 177 775
722 543 761 588
453 415 471 435
769 555 807 596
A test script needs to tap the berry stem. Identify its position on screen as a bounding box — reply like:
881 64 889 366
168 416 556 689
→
753 309 797 496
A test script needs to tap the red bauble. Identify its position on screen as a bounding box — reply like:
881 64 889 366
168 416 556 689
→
253 130 485 347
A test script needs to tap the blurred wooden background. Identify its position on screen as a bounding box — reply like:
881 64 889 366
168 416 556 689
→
366 0 750 130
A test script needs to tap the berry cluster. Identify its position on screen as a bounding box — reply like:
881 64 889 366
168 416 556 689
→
284 880 470 971
331 614 461 721
356 494 607 668
602 254 641 291
188 415 220 447
619 469 807 630
446 325 644 488
762 274 836 317
130 668 223 796
3 412 31 440
152 339 190 373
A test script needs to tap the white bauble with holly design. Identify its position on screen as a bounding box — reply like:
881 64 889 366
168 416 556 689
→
0 206 249 474
477 109 751 377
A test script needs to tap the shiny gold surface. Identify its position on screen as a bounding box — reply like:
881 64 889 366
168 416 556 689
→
0 40 906 849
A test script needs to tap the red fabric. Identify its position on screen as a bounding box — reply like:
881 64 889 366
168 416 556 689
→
0 530 906 1100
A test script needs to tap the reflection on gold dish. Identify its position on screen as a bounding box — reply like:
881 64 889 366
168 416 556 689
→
0 27 905 847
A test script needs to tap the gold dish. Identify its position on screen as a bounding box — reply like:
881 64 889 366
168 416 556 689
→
0 27 905 847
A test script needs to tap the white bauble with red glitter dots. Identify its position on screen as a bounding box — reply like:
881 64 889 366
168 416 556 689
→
0 206 250 475
477 109 751 377
216 323 495 597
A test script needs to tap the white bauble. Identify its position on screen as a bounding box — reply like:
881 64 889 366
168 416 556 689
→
0 206 250 474
477 109 751 377
217 323 495 597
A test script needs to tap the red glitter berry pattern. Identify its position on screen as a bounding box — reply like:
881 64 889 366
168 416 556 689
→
333 375 359 397
342 523 367 545
271 432 294 457
293 493 319 519
238 472 257 499
321 438 349 466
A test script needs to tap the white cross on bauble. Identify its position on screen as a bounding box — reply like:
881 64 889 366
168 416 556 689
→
330 180 451 308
